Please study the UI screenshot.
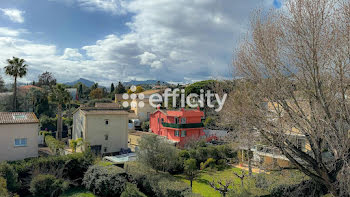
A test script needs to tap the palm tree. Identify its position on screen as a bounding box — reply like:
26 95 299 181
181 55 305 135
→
49 84 71 140
4 57 28 111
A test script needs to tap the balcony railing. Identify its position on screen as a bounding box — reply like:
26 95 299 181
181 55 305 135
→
161 122 204 129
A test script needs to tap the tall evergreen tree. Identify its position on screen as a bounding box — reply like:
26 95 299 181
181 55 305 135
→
78 83 83 99
110 83 115 93
116 82 126 94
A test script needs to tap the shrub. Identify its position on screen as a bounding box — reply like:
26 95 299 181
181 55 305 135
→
137 135 178 172
39 131 52 138
255 173 269 190
200 158 216 170
188 145 235 165
0 162 19 192
216 159 228 171
29 174 69 197
121 183 147 197
126 162 191 197
83 165 127 197
141 121 149 131
10 152 94 195
0 177 9 197
87 98 112 107
39 115 57 131
269 180 328 197
45 135 65 155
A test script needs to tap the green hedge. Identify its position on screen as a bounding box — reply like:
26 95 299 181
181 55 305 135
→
83 165 127 197
125 162 191 197
0 177 9 197
9 152 93 196
121 183 147 197
45 135 65 155
0 162 20 192
29 174 69 197
187 144 236 165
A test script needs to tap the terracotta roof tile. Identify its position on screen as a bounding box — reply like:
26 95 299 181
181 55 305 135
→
0 112 39 124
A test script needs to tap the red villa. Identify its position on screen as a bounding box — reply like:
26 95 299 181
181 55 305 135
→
149 107 205 145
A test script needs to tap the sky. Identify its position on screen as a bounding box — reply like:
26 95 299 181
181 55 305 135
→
0 0 282 86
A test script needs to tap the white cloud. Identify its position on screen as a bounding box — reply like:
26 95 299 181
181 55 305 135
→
0 8 25 23
0 27 20 37
0 0 277 85
150 60 162 69
138 52 156 65
77 0 126 14
61 48 83 60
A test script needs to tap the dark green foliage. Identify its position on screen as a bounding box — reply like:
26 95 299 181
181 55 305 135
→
121 183 147 197
110 83 115 93
29 174 68 197
184 159 199 188
184 80 216 96
45 135 65 155
203 116 214 128
200 158 216 170
37 72 56 88
141 121 149 131
216 159 228 171
116 81 126 94
9 152 93 195
191 145 235 164
137 135 178 172
39 115 57 131
0 177 9 197
35 94 54 117
255 173 269 190
126 162 191 197
86 98 112 107
83 165 127 197
269 180 328 197
0 162 19 192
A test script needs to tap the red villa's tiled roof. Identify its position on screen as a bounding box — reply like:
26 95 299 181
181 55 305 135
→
152 108 204 117
0 112 39 124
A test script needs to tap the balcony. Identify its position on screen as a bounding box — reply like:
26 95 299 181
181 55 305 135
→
161 122 204 129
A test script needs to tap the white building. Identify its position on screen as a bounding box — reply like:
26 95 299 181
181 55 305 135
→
0 112 39 162
72 107 129 155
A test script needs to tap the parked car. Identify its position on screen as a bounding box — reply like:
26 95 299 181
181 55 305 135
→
128 119 141 130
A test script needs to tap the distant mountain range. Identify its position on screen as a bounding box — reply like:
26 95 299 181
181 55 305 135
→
64 78 169 88
123 80 169 86
65 78 95 87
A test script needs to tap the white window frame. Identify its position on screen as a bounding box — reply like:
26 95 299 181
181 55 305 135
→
14 138 27 147
175 130 180 137
181 118 186 124
181 130 186 137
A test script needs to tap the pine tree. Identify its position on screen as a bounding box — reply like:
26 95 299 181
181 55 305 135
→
110 83 115 93
116 82 126 94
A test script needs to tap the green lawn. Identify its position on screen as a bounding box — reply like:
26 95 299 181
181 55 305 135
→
175 167 308 197
60 187 96 197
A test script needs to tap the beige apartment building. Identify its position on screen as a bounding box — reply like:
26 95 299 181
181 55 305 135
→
0 112 39 162
72 107 129 155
